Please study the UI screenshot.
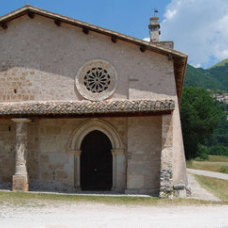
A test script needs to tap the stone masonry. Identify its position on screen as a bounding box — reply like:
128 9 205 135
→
0 5 188 196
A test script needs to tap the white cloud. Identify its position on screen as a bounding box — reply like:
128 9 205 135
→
191 63 201 68
161 0 228 68
143 37 150 42
164 9 177 20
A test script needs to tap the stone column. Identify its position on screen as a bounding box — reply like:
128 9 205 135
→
111 149 118 191
12 118 31 192
160 114 173 198
111 149 125 192
74 150 81 191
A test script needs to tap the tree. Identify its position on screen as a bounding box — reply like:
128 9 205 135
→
206 112 228 148
180 87 222 160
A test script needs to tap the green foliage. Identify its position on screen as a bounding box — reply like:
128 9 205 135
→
209 64 228 92
182 59 228 159
208 155 228 162
195 144 209 161
184 63 228 92
186 156 228 173
210 58 228 68
208 145 228 156
180 87 222 160
0 191 222 206
219 166 228 174
206 112 228 153
194 175 228 201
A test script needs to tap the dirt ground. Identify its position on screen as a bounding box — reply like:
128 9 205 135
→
0 172 228 227
187 174 221 201
0 202 228 228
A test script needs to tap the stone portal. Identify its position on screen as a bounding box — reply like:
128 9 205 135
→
80 130 112 190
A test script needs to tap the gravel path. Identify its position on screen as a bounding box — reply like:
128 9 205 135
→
187 168 228 180
0 169 227 227
187 174 221 201
0 202 228 228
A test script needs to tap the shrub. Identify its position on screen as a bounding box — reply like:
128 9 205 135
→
219 166 228 174
209 145 228 156
196 144 209 160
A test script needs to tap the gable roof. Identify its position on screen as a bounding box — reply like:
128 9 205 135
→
0 5 188 101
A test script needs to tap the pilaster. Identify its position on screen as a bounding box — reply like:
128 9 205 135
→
111 149 124 191
160 114 173 198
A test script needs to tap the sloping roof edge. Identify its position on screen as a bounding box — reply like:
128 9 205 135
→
0 99 175 118
0 5 188 100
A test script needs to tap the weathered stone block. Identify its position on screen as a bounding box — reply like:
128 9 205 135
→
127 175 144 189
56 171 68 179
40 154 50 163
12 175 28 191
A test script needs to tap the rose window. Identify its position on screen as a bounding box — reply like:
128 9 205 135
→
84 67 111 93
76 60 117 101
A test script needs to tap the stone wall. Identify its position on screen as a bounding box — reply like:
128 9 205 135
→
0 117 128 192
126 116 161 195
0 13 188 193
0 120 15 189
0 14 175 102
0 116 163 194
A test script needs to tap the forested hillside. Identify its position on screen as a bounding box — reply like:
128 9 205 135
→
181 59 228 159
184 59 228 92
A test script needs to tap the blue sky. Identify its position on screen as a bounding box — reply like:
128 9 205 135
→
1 0 228 69
0 0 171 39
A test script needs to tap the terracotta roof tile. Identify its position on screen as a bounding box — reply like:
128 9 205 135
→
0 99 175 117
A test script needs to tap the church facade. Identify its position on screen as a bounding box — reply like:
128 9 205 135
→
0 5 188 197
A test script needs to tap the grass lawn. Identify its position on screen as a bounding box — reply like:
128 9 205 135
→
186 155 228 174
208 155 228 162
194 175 228 201
0 191 227 207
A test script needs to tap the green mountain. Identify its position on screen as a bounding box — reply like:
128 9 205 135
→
210 58 228 69
184 59 228 92
183 59 228 157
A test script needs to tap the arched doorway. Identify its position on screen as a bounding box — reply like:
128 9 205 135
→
80 130 112 191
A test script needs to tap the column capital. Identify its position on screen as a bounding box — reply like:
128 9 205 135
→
111 149 124 156
67 150 81 156
12 118 31 123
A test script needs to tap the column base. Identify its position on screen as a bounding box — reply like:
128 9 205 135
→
12 175 28 192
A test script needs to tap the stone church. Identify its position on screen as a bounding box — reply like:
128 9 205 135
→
0 5 188 197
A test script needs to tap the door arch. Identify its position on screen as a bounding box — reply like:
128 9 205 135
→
80 130 112 190
66 119 125 192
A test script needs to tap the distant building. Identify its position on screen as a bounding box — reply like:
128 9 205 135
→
213 93 228 104
0 5 188 197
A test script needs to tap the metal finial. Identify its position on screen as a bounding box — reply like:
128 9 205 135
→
154 9 158 16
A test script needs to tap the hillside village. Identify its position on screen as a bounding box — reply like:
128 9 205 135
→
213 93 228 104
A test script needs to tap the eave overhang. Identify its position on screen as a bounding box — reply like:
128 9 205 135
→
0 100 175 118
